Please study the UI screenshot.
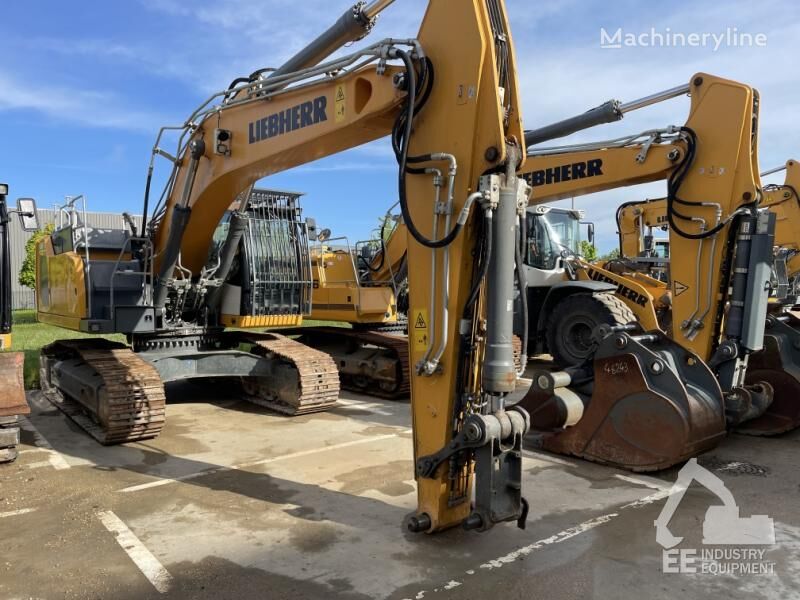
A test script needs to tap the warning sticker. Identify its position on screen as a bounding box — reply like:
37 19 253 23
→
674 281 689 297
335 84 346 123
412 309 428 352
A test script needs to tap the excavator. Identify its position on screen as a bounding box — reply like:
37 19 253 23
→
508 74 788 470
0 186 39 463
608 159 800 435
34 0 535 533
287 205 412 398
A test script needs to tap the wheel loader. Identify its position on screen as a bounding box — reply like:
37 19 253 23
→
0 186 39 463
33 0 540 534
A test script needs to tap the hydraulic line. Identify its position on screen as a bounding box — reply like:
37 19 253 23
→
393 49 471 249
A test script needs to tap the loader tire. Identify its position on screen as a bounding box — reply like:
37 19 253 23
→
546 292 636 368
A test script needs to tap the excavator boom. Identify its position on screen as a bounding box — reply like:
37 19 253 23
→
509 74 778 470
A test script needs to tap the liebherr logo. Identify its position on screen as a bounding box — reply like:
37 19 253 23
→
587 267 648 307
525 159 603 188
248 95 328 144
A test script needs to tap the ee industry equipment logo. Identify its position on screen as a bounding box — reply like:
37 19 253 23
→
654 458 776 575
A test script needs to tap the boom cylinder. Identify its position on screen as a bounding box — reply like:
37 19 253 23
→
268 1 394 80
206 211 250 313
482 175 522 394
153 205 192 308
523 83 691 148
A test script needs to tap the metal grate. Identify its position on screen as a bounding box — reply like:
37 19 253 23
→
698 456 771 477
241 189 312 316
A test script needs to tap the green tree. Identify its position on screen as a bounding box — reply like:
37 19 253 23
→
19 224 53 289
600 247 620 262
579 240 598 261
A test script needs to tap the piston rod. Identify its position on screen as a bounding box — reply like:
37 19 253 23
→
268 0 395 80
760 165 787 177
524 83 690 148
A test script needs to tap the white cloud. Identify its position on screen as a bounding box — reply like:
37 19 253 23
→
0 70 171 133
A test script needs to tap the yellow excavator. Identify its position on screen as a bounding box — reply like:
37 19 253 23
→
509 74 784 470
35 0 536 533
0 186 39 463
609 159 800 435
288 207 412 398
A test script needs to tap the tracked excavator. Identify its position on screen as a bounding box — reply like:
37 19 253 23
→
0 187 39 463
35 0 538 533
288 206 412 398
209 194 412 398
507 74 788 471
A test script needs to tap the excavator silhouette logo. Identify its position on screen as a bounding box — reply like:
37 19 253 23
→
654 458 775 549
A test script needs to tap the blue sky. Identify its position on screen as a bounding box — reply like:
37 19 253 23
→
2 0 799 252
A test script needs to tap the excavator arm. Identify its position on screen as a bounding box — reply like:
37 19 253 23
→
519 74 767 369
617 159 800 287
142 0 530 533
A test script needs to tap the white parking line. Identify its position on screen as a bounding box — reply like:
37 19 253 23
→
97 510 173 594
0 508 37 518
17 418 70 470
403 487 673 599
615 473 671 491
118 431 409 493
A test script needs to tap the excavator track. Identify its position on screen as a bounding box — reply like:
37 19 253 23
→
235 332 340 414
40 339 166 445
286 326 411 400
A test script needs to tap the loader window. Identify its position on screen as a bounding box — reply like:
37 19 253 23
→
525 211 581 270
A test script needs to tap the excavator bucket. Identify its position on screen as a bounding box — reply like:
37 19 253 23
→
0 352 27 418
0 352 28 463
739 313 800 435
519 328 727 472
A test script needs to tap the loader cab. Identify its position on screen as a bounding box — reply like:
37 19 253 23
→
523 205 584 285
514 205 624 360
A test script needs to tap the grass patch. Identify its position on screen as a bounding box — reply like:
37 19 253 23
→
5 310 124 389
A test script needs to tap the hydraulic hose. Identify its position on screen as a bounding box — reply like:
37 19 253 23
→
393 49 468 249
463 208 493 319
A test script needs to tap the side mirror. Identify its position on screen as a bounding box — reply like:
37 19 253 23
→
318 228 332 243
582 221 595 245
17 198 39 232
306 217 318 241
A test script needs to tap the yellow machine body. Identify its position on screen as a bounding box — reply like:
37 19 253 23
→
309 246 398 324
